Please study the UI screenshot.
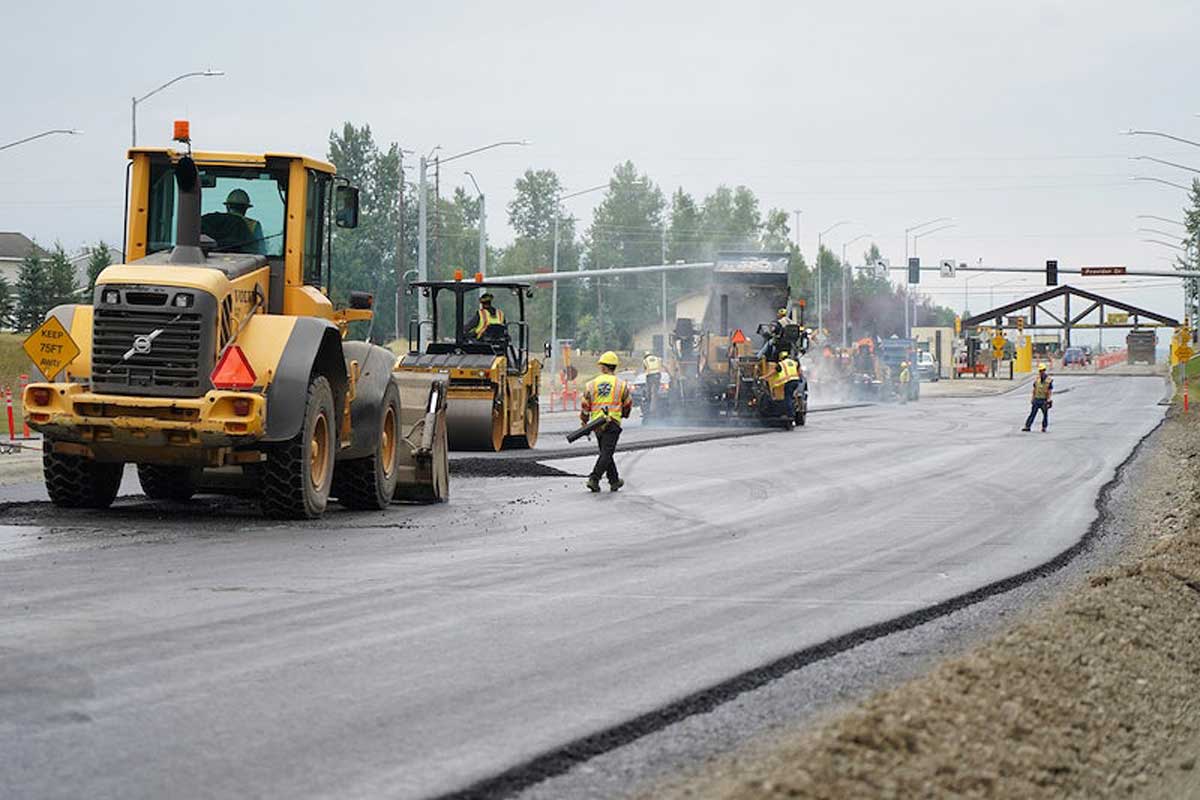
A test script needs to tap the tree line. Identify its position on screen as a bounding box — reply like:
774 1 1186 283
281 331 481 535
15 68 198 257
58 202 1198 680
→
325 122 961 352
1 243 111 332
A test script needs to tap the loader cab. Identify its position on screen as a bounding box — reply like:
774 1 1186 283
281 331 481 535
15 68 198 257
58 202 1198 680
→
408 279 533 374
124 146 359 320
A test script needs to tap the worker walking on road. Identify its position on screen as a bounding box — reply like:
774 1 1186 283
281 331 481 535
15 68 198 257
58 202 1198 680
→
642 350 662 412
581 351 633 492
1022 363 1054 432
898 360 912 404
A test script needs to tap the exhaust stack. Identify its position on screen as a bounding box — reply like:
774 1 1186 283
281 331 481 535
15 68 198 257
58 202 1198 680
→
168 121 204 264
169 155 204 264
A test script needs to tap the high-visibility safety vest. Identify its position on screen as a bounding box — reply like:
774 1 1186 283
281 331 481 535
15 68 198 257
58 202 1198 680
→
643 354 662 374
585 374 628 425
472 307 505 337
772 358 800 389
1032 376 1052 400
899 366 911 384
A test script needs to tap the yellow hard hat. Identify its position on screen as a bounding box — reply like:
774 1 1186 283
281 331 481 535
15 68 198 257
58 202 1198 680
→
777 308 788 316
1038 362 1048 371
598 351 620 367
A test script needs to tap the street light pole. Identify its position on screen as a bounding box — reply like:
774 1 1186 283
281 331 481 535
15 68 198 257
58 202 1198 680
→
0 128 83 152
818 220 851 335
841 233 871 347
1132 176 1193 191
416 140 528 325
1130 155 1200 175
904 217 952 338
130 69 224 147
464 171 486 276
1122 129 1200 149
549 183 607 382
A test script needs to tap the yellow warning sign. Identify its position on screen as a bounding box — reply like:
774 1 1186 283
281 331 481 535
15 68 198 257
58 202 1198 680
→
1176 343 1194 363
22 316 80 380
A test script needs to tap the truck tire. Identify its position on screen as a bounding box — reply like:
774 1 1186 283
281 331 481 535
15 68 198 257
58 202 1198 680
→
136 464 201 501
260 375 335 520
44 445 124 509
333 382 401 510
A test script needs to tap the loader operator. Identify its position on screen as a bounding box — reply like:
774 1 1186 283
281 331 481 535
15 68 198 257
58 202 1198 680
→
1022 363 1053 432
772 350 802 421
581 351 633 493
466 292 506 341
642 351 663 411
200 189 267 255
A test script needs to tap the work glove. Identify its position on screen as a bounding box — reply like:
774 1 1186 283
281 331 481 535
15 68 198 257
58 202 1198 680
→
1047 400 1053 409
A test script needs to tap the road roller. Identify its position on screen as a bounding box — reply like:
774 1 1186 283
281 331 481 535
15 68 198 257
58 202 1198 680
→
398 276 543 451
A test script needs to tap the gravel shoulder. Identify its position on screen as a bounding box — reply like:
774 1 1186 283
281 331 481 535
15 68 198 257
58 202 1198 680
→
650 408 1200 799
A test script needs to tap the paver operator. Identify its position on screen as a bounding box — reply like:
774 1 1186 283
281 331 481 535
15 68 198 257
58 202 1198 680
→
1022 363 1053 432
581 351 633 493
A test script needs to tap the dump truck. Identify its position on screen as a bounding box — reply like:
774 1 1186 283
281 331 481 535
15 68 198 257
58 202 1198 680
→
1127 329 1157 365
22 122 449 518
648 252 809 427
398 276 542 451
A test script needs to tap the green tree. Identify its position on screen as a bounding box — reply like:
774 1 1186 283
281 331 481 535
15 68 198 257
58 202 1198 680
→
584 162 666 348
497 167 580 351
0 274 14 330
326 122 407 342
46 243 79 307
86 241 113 294
760 209 792 251
15 247 50 332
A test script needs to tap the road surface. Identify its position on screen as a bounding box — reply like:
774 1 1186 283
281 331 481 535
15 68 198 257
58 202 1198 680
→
0 376 1165 799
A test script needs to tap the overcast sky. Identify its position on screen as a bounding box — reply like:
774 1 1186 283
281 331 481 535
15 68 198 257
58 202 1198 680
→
3 0 1197 327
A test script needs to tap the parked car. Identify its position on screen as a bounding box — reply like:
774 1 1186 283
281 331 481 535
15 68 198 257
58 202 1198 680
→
1062 347 1089 367
914 351 939 382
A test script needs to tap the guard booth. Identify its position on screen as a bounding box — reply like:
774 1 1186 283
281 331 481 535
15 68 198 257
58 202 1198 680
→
961 285 1179 373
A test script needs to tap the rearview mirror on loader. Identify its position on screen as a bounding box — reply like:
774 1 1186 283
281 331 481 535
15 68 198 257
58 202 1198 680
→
544 341 553 359
335 185 360 229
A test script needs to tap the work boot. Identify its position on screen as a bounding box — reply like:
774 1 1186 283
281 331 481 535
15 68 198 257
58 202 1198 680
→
586 477 601 493
609 478 625 492
1021 427 1031 432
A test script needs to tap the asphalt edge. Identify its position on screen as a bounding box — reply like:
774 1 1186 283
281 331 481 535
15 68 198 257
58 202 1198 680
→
431 413 1168 800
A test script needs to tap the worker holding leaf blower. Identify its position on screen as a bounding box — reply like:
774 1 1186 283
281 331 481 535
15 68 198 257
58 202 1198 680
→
577 351 633 493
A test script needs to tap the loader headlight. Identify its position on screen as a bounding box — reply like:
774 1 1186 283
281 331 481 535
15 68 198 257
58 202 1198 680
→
172 292 194 308
102 289 120 305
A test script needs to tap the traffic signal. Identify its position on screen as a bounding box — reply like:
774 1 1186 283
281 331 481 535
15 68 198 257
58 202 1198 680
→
908 257 920 284
1046 259 1058 286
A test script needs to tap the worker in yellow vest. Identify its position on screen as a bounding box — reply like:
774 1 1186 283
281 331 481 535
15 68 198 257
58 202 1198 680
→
580 351 633 492
772 351 802 423
467 292 505 339
898 360 912 404
1022 363 1053 432
642 351 663 412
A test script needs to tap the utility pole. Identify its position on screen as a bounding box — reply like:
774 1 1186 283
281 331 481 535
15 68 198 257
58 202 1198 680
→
395 149 406 343
478 193 487 276
551 216 560 380
662 225 669 357
417 155 429 324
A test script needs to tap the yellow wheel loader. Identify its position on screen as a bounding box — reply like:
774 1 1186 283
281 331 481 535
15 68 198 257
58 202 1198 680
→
397 277 542 451
22 122 449 519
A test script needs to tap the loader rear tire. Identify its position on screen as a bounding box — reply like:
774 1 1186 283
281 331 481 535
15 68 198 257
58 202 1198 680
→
44 445 123 509
260 375 335 520
137 464 201 501
333 382 401 510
